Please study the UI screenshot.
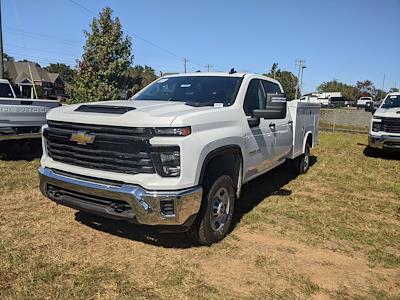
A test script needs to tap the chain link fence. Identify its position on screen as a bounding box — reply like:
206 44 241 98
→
319 108 371 133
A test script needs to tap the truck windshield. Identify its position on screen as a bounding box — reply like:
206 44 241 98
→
0 83 14 98
132 76 243 106
381 95 400 109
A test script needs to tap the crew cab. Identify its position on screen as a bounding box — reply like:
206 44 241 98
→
0 79 59 142
38 73 320 245
367 92 400 151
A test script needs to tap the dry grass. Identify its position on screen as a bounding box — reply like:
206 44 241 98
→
0 133 399 299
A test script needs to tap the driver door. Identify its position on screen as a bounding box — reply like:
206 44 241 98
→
243 79 277 180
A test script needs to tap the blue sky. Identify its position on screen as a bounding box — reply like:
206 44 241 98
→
3 0 399 93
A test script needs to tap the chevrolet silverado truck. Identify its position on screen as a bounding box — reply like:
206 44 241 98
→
0 79 60 142
367 92 400 151
38 73 320 245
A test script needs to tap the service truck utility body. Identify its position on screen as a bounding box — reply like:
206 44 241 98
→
39 73 320 244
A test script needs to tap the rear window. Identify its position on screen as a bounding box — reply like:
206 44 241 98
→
0 83 14 98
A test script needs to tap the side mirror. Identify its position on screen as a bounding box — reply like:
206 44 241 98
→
365 102 376 114
253 108 285 119
247 116 260 128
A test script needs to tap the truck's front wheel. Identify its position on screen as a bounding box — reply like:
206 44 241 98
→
188 175 235 246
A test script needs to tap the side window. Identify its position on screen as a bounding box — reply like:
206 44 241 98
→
243 79 265 116
262 80 282 94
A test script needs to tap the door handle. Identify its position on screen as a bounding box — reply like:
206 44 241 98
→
269 123 276 128
288 121 293 125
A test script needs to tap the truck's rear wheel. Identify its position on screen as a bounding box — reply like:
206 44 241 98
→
294 142 310 174
188 175 235 246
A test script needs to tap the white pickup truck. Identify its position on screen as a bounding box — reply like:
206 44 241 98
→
367 92 400 151
0 78 59 142
357 96 373 108
38 73 320 245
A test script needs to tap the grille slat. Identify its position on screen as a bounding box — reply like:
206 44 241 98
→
46 121 155 174
381 118 400 134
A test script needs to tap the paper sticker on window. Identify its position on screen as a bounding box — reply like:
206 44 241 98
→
390 96 397 99
180 84 191 88
158 78 168 83
214 103 224 108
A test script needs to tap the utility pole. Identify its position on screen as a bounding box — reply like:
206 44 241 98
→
183 58 188 73
0 0 4 79
295 59 305 99
381 74 385 100
205 64 212 72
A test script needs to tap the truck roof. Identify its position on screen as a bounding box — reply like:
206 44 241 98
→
0 78 11 84
160 72 282 87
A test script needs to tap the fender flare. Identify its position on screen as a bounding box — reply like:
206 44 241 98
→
303 131 313 153
198 145 243 192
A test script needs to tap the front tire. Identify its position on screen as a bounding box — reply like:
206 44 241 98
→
188 175 235 246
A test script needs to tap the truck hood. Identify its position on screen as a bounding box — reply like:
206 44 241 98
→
46 100 216 127
374 107 400 118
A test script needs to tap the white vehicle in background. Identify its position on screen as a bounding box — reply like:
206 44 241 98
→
38 73 320 245
357 96 373 108
300 95 329 107
367 92 400 151
0 79 59 142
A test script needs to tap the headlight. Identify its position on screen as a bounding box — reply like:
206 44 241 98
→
153 127 191 136
372 122 381 132
151 146 181 177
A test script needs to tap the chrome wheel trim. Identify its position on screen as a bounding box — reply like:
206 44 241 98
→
210 187 230 232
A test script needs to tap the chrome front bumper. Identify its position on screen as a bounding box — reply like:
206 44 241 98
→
38 167 202 226
368 134 400 150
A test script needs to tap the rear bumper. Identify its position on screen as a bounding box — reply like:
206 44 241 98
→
0 127 41 141
38 167 202 227
368 134 400 150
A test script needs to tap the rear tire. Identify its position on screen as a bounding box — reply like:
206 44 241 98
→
294 142 311 174
187 175 235 246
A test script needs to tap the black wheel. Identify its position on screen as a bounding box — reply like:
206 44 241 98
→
187 175 235 246
294 142 310 174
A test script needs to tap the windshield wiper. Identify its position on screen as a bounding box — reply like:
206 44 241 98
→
184 101 223 107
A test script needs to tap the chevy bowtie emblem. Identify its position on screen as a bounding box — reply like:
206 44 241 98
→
69 131 96 145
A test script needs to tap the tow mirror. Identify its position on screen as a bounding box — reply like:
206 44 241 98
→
247 116 260 128
365 102 376 114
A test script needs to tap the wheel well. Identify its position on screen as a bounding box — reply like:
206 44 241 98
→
199 147 242 189
306 133 313 148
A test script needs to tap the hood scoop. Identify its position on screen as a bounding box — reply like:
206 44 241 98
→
75 105 135 114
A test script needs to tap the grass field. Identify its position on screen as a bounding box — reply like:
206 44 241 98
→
1 132 399 299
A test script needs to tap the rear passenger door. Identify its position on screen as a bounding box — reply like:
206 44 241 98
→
262 80 292 160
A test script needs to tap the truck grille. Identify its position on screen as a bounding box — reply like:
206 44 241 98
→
381 118 400 134
45 121 155 174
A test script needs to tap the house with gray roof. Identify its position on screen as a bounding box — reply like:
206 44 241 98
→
4 61 64 98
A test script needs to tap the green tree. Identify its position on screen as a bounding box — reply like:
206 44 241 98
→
264 63 298 100
317 80 358 101
375 89 386 101
123 65 157 96
356 80 375 97
46 63 76 84
71 7 132 103
389 87 399 93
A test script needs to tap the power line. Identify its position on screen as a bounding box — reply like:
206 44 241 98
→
66 0 215 70
4 27 82 47
5 43 79 57
8 52 76 66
